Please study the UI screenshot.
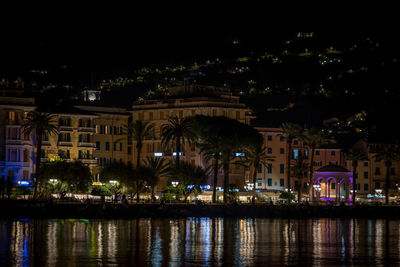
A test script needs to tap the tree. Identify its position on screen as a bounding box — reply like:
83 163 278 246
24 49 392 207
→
167 161 209 202
144 157 168 201
280 123 302 195
240 139 274 203
21 110 58 198
193 115 226 203
301 128 330 201
291 154 308 203
345 149 365 203
162 116 197 167
100 162 135 199
41 161 92 198
374 145 400 204
125 120 154 202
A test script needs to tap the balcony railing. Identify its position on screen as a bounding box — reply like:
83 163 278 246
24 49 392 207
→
59 126 73 131
80 159 97 164
58 141 73 146
78 127 95 133
78 142 96 148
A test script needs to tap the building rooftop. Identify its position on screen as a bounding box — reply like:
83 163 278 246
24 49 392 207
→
316 165 350 173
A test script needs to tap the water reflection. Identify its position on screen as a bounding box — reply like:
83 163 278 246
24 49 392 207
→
1 218 400 266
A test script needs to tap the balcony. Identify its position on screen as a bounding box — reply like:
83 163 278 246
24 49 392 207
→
41 158 50 163
78 142 96 148
58 141 73 147
78 127 95 133
59 126 73 131
80 159 97 164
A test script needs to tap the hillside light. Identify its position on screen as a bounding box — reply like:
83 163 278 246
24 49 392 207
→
172 181 179 187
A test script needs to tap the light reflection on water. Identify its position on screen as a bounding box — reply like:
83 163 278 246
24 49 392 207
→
1 218 400 266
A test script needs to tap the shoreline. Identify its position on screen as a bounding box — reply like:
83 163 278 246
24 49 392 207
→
1 200 399 219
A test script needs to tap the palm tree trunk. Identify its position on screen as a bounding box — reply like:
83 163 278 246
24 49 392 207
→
136 142 142 203
386 166 390 204
176 137 181 167
34 133 43 199
286 142 292 202
151 187 155 202
223 163 229 203
252 162 258 204
298 177 302 203
309 148 315 201
212 154 219 203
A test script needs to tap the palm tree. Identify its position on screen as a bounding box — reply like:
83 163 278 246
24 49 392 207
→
167 161 209 202
301 128 330 201
144 157 168 201
374 145 400 204
280 123 302 194
196 134 224 203
125 120 154 202
241 142 274 203
345 149 365 203
21 110 58 198
162 116 197 167
291 154 308 203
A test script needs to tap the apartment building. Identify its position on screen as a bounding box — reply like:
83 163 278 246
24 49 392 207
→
40 107 98 172
0 97 36 184
344 139 400 199
131 90 250 189
76 105 130 177
253 127 343 194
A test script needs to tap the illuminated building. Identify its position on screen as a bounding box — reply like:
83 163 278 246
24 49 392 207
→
0 96 35 184
130 85 250 190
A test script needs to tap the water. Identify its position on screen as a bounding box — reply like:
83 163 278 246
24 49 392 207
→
0 218 399 266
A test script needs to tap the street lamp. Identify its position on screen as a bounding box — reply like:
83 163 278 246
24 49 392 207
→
109 180 118 185
246 183 254 191
49 179 58 184
172 181 179 187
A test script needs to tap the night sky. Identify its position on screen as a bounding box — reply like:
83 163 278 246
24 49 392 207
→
1 6 398 72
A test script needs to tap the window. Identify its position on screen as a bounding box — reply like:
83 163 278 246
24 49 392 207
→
304 149 309 159
128 146 132 155
120 143 123 151
331 183 335 189
280 179 284 187
375 182 381 189
268 147 272 154
8 149 18 162
280 136 284 142
267 135 272 141
357 183 361 190
280 164 284 174
96 142 100 150
293 149 299 159
331 151 336 156
258 164 262 173
105 142 110 151
212 110 217 116
364 161 369 167
267 164 272 174
280 148 284 154
267 178 272 186
316 150 320 156
23 150 29 162
293 140 298 145
375 167 381 175
364 184 369 191
23 170 29 180
294 180 299 189
113 143 117 151
364 171 368 179
258 183 262 187
236 111 240 120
